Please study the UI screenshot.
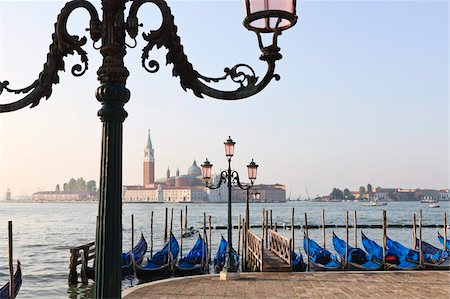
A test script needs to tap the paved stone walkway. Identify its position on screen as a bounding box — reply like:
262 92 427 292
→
122 271 450 299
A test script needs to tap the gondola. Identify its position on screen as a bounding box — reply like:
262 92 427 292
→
437 231 450 250
0 261 22 299
415 238 450 270
361 231 419 270
174 234 208 277
292 251 307 272
136 234 179 282
332 232 383 270
86 233 148 280
303 234 341 271
212 236 239 273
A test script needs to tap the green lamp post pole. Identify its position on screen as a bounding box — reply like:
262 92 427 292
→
0 0 296 296
201 137 259 275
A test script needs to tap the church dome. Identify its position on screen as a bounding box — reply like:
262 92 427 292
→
187 159 201 177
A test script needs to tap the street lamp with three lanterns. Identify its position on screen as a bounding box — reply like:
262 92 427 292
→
201 137 258 277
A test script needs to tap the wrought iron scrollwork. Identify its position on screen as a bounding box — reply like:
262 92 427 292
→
206 170 253 190
0 0 101 113
127 0 281 100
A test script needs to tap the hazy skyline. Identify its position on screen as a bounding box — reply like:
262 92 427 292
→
0 0 448 199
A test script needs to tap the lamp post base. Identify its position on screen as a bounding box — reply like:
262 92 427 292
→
220 271 240 281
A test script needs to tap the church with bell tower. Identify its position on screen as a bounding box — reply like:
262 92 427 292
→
143 130 155 188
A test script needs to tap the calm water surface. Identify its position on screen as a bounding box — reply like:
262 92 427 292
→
0 201 449 298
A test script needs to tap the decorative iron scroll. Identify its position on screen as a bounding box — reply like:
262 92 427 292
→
0 0 101 113
127 0 281 100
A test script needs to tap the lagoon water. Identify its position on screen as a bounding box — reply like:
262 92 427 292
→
0 201 449 298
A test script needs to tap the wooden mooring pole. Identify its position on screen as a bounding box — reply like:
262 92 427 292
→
238 214 241 257
413 213 417 249
419 209 423 267
180 209 183 258
304 213 310 272
208 215 212 271
382 210 387 267
8 221 14 299
150 211 154 258
184 205 188 230
270 210 273 230
164 207 168 243
291 208 294 266
345 210 349 269
354 210 357 248
170 208 174 239
131 214 134 252
262 208 265 242
322 209 326 249
265 210 269 248
444 212 447 251
203 213 207 271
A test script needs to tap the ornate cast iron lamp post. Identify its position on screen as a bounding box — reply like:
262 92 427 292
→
201 137 258 278
0 0 296 297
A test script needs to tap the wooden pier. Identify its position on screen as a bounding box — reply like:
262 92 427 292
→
244 209 293 272
68 241 95 284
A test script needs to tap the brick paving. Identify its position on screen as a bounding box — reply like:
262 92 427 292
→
122 271 450 299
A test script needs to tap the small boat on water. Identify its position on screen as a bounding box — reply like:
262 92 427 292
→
292 251 307 272
428 203 440 208
136 234 179 282
174 235 208 277
86 233 148 280
437 231 450 250
212 236 239 273
361 200 387 207
0 261 22 299
182 227 199 238
332 232 383 270
303 235 341 271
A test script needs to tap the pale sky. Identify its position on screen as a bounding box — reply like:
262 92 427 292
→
0 0 448 199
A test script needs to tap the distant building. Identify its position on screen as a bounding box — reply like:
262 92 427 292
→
5 189 11 201
438 189 449 201
207 173 286 203
31 191 91 201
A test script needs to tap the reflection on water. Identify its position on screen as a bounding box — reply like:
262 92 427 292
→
0 201 448 298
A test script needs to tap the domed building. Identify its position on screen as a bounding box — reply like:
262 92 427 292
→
123 131 208 203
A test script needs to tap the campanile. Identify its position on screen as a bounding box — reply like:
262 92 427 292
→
143 129 155 186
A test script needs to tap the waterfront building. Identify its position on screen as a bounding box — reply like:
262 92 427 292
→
5 188 11 201
31 191 92 201
438 189 449 201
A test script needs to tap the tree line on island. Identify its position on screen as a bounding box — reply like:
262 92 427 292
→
55 177 98 197
329 183 374 200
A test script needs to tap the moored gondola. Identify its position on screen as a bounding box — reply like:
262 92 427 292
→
415 238 450 270
212 236 239 273
292 251 306 272
361 231 420 270
0 261 22 299
437 231 450 250
303 234 341 271
174 234 208 277
86 233 148 280
136 234 179 282
332 232 383 270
